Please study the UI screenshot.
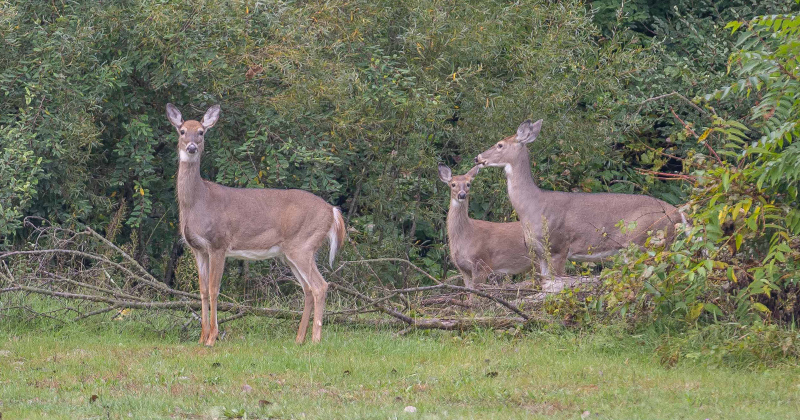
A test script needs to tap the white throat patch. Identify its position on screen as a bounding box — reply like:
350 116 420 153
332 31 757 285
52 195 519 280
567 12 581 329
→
179 150 199 163
504 164 513 176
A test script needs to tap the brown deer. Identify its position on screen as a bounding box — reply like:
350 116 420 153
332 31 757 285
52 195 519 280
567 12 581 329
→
167 103 346 346
474 119 686 277
438 164 536 293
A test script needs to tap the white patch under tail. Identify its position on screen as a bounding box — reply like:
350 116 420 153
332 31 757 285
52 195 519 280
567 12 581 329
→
328 207 346 268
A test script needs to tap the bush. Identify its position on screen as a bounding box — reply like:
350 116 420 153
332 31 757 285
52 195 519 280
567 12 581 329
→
595 8 800 328
0 0 654 286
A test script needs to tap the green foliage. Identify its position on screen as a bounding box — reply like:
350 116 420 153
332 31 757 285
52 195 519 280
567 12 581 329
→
656 322 800 368
596 7 800 329
0 0 653 285
593 0 796 203
0 124 42 241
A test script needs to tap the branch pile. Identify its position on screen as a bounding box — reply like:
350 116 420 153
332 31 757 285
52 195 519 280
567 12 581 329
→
0 221 598 334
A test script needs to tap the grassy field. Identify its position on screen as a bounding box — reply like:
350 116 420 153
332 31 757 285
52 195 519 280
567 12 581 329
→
1 318 799 420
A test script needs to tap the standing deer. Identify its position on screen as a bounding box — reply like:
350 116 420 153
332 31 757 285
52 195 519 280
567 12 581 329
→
167 103 345 346
438 164 536 293
474 119 686 277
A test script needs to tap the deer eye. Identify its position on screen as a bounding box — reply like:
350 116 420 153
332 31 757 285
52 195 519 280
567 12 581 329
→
497 143 503 149
451 183 456 187
198 131 204 136
180 129 186 135
466 183 470 188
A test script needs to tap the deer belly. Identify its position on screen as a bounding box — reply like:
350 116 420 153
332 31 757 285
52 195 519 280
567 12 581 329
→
226 246 282 261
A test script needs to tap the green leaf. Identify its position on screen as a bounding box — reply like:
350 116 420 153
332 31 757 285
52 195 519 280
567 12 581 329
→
752 302 770 313
704 302 722 316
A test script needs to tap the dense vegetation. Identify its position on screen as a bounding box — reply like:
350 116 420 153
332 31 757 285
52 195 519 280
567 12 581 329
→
1 0 799 363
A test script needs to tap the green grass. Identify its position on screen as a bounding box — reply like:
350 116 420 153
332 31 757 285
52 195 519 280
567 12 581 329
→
1 318 799 419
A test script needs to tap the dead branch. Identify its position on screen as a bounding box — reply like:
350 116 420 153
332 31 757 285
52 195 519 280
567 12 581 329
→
0 223 592 334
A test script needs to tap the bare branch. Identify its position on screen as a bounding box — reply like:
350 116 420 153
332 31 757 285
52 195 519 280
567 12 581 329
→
637 91 707 115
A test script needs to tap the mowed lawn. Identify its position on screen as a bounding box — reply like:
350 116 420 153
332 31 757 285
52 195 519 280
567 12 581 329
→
1 320 798 419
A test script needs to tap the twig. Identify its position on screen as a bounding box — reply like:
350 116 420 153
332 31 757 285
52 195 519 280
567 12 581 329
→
5 284 300 319
636 91 707 115
635 168 697 183
86 228 199 299
74 304 120 321
0 248 198 300
333 257 443 285
328 282 414 324
670 107 723 165
41 270 145 302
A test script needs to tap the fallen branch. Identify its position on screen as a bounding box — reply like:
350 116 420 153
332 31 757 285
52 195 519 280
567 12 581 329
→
1 223 585 334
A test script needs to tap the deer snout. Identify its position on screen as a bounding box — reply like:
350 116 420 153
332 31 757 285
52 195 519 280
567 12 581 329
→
457 191 467 200
474 156 485 166
186 143 198 154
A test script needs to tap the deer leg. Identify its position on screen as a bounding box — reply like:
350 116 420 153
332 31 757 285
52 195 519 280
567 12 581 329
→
205 251 226 347
464 264 480 305
469 265 491 306
307 262 329 344
550 253 567 277
193 250 210 344
290 254 329 343
461 270 473 302
284 257 313 344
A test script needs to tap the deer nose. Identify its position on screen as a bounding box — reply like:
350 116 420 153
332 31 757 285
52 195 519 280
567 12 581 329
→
457 192 466 200
186 143 197 154
474 156 480 164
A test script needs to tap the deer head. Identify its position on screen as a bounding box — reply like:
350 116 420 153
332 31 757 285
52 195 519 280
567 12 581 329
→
438 164 481 204
166 103 221 163
474 119 543 171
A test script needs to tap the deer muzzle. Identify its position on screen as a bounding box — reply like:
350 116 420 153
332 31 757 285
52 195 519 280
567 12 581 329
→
186 143 198 154
457 192 467 200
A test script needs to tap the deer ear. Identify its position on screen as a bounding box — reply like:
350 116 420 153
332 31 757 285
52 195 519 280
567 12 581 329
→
516 119 543 144
201 105 221 129
166 103 184 130
438 164 452 183
465 165 481 179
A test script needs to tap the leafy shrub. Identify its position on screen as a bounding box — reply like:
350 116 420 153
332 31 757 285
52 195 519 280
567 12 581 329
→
0 0 654 286
596 8 800 329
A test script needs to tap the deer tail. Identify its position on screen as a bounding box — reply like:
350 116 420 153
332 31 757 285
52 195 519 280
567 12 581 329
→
328 207 346 268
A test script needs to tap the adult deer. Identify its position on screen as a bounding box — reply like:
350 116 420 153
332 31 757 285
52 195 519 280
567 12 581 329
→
474 119 686 277
438 164 536 293
167 103 345 346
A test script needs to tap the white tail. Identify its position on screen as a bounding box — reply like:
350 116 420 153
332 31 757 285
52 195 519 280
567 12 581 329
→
438 164 536 294
328 207 346 268
475 119 685 277
167 103 345 346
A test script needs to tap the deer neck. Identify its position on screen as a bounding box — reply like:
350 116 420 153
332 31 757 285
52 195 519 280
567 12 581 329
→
447 198 473 243
505 151 542 218
176 160 207 211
